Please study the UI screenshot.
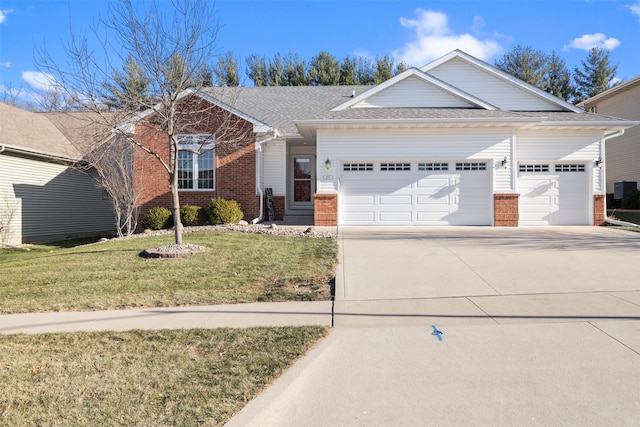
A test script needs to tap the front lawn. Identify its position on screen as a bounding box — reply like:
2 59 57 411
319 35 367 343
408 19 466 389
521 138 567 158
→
0 327 328 426
0 231 337 314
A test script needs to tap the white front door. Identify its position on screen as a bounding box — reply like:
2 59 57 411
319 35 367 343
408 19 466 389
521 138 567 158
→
290 156 315 209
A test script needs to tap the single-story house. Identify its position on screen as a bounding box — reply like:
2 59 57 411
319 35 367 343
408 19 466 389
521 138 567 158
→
578 76 640 196
131 50 640 227
0 102 115 244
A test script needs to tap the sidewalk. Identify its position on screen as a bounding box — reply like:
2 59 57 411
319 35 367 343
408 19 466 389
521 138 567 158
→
0 301 332 334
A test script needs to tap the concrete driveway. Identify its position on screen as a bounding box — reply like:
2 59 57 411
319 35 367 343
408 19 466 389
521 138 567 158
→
336 226 640 300
227 227 640 426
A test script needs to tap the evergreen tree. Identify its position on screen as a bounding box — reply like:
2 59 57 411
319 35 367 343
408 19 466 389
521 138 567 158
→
212 51 239 86
373 55 394 84
495 45 549 87
394 61 409 75
308 51 340 85
355 56 374 85
267 53 285 86
340 56 358 85
102 55 152 110
246 54 268 86
573 47 618 103
282 53 307 86
544 51 574 101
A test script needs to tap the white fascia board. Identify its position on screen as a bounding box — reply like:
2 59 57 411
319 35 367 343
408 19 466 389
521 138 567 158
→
330 68 497 111
295 117 543 130
534 120 640 129
123 88 274 134
421 50 584 113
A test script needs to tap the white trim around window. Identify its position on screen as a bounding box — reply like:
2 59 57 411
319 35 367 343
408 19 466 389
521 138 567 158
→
177 134 215 191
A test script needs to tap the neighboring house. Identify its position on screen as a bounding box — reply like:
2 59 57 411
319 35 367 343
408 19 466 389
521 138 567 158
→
0 103 115 244
578 76 640 195
129 50 640 227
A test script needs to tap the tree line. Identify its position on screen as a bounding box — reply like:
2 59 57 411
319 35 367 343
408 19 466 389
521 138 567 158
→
494 44 618 104
93 45 622 109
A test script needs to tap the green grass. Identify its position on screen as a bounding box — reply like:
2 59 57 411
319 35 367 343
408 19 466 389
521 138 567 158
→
0 327 328 426
0 231 337 314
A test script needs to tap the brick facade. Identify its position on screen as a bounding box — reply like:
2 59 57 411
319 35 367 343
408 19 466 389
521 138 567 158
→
593 194 605 226
314 193 338 226
494 193 519 227
134 96 258 229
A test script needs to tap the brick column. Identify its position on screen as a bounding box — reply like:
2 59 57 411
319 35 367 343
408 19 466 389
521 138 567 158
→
314 194 338 226
594 194 605 226
494 194 519 227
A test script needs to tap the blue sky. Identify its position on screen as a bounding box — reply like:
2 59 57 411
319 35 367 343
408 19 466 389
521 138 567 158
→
1 0 639 101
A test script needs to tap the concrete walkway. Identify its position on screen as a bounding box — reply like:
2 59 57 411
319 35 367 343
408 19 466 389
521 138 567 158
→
0 301 332 334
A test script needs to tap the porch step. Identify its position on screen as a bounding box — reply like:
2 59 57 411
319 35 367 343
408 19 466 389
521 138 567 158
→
282 213 314 225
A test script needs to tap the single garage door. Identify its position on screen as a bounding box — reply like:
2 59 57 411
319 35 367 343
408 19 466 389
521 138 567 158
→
340 161 491 225
518 163 590 225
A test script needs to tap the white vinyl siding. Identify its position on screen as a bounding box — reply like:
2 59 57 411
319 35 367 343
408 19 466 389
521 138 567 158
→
517 130 603 193
0 152 115 244
317 128 513 193
426 57 561 111
354 76 475 108
261 139 286 196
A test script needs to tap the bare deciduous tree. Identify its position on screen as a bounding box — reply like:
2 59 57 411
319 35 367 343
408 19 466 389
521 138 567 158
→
37 0 255 244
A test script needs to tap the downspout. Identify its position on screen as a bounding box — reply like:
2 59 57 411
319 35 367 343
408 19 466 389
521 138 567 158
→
251 131 279 224
0 145 5 153
600 130 638 227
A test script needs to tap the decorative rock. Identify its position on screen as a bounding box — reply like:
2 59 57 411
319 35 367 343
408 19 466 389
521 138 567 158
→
270 223 278 229
141 243 208 259
238 220 249 226
304 227 315 234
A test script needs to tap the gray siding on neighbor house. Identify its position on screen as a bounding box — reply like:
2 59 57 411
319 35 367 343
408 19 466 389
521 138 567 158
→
0 152 115 244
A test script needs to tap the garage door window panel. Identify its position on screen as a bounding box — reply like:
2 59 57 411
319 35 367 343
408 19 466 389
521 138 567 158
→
381 163 411 171
456 162 487 171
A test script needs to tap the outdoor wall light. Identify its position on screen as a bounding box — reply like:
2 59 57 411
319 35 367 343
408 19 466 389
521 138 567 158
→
325 158 332 169
595 157 603 168
501 156 508 168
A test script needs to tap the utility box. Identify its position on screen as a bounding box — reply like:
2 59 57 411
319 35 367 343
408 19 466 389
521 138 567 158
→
614 181 638 199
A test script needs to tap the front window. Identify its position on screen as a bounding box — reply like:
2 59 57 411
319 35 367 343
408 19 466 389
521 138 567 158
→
177 134 215 190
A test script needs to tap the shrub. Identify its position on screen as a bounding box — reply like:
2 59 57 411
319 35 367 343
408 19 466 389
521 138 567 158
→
180 205 207 226
209 198 244 224
142 207 173 230
621 189 640 209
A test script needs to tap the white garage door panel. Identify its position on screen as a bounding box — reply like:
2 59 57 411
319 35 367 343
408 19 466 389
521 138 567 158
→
519 167 589 225
340 164 491 225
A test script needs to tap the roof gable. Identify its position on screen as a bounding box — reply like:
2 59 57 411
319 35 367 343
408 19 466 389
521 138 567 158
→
332 68 497 111
422 50 583 113
128 88 273 134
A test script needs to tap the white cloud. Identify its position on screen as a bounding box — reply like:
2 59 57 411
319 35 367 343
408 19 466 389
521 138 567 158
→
630 1 640 19
0 9 14 24
21 71 62 91
0 61 12 68
564 33 621 51
393 9 502 66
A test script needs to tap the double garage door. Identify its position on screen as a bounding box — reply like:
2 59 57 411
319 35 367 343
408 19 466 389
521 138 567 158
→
518 163 590 225
340 161 491 225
